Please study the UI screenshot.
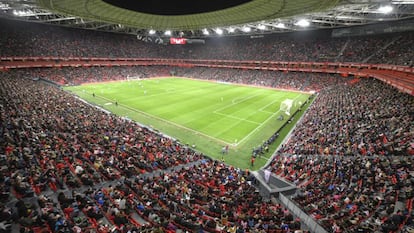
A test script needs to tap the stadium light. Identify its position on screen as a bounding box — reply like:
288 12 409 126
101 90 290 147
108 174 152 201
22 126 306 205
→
378 5 393 14
275 23 286 29
242 26 251 32
215 28 223 35
14 10 34 17
0 3 10 10
13 10 26 16
227 27 235 33
202 29 209 35
164 30 171 36
258 25 266 30
148 29 156 35
295 19 310 27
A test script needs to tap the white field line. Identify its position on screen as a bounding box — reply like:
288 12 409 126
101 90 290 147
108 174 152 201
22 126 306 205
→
214 92 262 113
258 96 282 114
122 80 223 102
212 92 277 142
210 92 264 139
234 109 282 146
213 111 261 125
92 82 240 145
212 92 265 140
234 94 303 147
93 94 232 146
83 80 305 148
258 155 271 161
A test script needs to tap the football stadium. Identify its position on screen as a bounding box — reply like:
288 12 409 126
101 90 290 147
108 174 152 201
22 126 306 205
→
0 0 413 233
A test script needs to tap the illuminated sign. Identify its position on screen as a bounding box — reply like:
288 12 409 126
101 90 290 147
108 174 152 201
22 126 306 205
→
169 38 187 44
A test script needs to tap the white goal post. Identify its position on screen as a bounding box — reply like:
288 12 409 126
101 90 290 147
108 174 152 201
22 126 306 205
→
280 98 304 116
126 75 142 81
280 99 294 116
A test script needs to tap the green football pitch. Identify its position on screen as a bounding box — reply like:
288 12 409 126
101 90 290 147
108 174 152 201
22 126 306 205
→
64 77 311 170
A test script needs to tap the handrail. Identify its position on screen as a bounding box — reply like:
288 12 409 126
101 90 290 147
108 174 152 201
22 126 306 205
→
1 56 413 71
279 193 329 233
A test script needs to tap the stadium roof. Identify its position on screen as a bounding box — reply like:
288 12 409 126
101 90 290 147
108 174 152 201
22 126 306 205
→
0 0 413 39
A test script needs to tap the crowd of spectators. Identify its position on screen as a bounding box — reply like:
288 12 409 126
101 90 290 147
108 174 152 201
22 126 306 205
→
367 32 414 66
266 77 414 232
278 78 414 157
0 71 310 233
3 66 350 93
268 154 414 233
2 65 412 233
5 65 350 92
335 36 394 63
170 65 412 233
172 67 349 92
1 16 414 233
8 67 172 85
2 62 413 232
0 18 413 66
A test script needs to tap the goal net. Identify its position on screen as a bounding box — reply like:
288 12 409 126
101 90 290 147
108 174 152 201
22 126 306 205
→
280 99 294 116
126 75 141 81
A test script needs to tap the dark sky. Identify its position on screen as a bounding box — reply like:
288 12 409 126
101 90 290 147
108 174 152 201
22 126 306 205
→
103 0 253 15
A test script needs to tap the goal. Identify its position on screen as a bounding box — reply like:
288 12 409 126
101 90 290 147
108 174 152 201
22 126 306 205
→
126 75 141 81
280 99 294 116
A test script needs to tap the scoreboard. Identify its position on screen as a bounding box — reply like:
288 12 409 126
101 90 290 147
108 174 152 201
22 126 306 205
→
169 37 187 44
169 38 205 45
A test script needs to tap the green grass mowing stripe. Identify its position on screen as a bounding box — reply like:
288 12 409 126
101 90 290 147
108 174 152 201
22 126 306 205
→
64 78 311 170
73 80 303 144
94 92 233 146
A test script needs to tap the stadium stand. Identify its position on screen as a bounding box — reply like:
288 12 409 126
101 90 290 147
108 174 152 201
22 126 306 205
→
0 18 413 66
278 78 413 157
0 18 413 233
0 72 307 233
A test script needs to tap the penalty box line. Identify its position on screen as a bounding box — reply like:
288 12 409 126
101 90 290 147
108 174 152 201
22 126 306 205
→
90 93 233 146
213 93 282 147
213 92 265 125
235 93 304 147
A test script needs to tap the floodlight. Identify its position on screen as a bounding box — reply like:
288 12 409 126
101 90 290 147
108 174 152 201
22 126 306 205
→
242 26 251 32
295 19 310 27
0 3 10 10
275 23 286 28
378 5 393 14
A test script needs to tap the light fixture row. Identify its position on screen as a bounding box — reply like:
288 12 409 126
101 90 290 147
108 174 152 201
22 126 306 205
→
153 21 293 37
9 5 394 37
